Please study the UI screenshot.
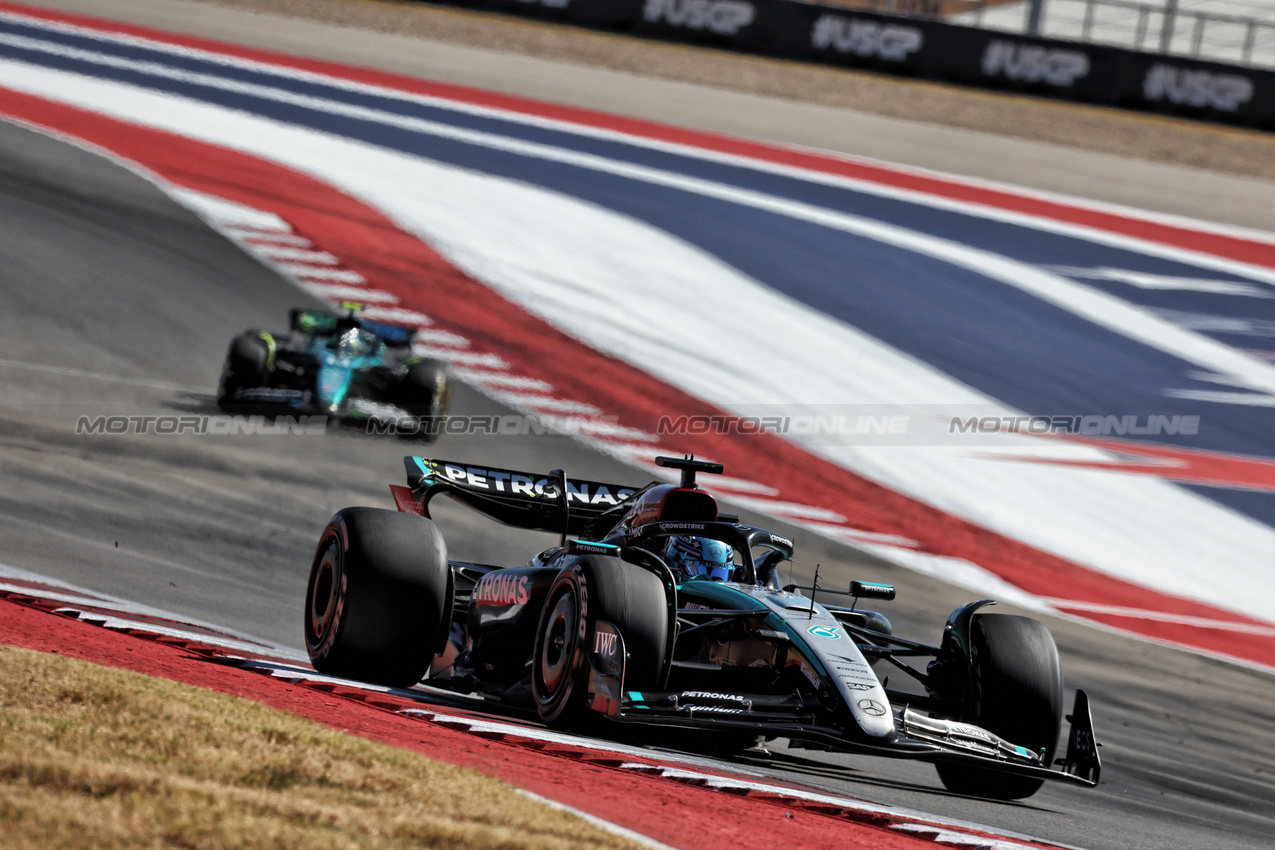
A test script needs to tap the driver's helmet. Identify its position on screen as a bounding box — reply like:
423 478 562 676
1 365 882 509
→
665 536 734 581
335 327 373 358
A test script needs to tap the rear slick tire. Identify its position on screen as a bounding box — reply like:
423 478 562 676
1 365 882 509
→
304 507 451 688
934 614 1063 801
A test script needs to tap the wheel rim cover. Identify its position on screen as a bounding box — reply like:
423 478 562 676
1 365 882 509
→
540 590 576 692
308 542 341 646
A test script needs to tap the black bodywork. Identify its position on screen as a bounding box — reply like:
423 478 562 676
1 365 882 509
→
305 455 1102 799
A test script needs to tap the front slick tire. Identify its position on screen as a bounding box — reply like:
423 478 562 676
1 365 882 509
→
216 331 269 412
395 359 451 443
935 614 1063 801
531 555 667 728
304 507 450 689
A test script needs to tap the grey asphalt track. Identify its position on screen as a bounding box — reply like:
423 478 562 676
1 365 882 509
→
0 6 1273 849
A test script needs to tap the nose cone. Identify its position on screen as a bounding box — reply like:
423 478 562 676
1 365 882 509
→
317 361 351 406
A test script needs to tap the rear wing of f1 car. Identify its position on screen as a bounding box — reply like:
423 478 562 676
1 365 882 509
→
289 308 416 347
399 457 643 536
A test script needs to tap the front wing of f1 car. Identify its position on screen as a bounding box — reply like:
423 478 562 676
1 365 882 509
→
579 580 1101 789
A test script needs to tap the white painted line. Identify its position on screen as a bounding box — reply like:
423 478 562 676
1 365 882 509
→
569 423 661 442
702 476 781 496
456 371 554 392
798 521 920 548
0 582 108 605
277 264 366 284
496 394 604 415
237 232 313 247
392 707 758 770
412 329 470 348
1039 599 1275 635
892 822 1047 849
251 246 340 264
72 611 305 657
0 565 308 661
515 789 678 850
219 221 293 234
252 662 409 693
301 283 397 303
168 185 290 231
617 763 896 816
720 496 847 523
585 438 664 455
0 358 211 393
365 307 432 325
415 349 506 368
615 764 1077 849
1044 266 1273 298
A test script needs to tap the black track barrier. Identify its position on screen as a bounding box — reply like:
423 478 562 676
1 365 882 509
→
422 0 1275 131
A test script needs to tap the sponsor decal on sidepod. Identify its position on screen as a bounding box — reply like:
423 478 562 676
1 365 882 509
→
473 574 531 606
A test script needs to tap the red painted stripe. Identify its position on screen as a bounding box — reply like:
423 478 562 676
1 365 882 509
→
0 595 949 850
2 0 1273 271
1055 608 1275 667
3 86 1270 671
1010 436 1275 491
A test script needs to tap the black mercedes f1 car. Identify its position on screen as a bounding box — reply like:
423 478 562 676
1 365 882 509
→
217 306 450 438
303 455 1101 800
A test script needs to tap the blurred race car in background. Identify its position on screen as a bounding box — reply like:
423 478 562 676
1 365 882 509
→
303 454 1101 800
216 305 450 439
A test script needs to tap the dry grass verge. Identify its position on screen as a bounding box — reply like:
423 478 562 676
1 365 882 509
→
0 644 644 849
